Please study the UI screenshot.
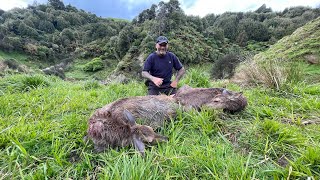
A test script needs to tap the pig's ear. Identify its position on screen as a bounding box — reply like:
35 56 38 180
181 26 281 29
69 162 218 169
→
123 109 136 126
133 135 145 156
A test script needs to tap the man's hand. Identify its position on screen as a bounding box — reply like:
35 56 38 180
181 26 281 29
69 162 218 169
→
152 77 163 87
170 80 178 88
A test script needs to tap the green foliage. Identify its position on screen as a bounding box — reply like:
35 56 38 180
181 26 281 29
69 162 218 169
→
18 22 39 38
38 20 55 33
0 36 23 51
215 13 240 41
238 19 270 41
83 57 104 72
211 54 242 79
48 0 65 10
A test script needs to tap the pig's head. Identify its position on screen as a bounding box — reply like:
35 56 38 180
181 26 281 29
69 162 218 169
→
205 89 248 113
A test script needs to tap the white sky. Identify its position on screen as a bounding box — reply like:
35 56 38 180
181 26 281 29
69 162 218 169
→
0 0 29 11
0 0 319 17
180 0 320 17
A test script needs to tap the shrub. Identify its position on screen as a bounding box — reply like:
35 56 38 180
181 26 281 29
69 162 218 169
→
211 53 244 79
83 57 104 72
22 75 51 90
3 59 20 70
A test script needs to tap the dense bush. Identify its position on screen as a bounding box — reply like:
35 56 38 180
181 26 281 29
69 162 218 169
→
211 54 243 79
83 57 104 72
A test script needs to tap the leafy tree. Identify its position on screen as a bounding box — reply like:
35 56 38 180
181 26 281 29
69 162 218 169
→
53 16 70 30
48 0 65 10
204 26 224 42
18 22 39 38
0 9 5 16
38 20 55 33
117 25 136 58
203 13 216 27
187 15 204 32
255 4 272 13
1 36 23 51
236 31 248 46
239 19 270 41
135 4 157 24
65 4 78 12
282 6 312 18
214 13 239 41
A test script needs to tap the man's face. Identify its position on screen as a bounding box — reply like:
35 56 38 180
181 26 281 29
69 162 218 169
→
156 43 168 56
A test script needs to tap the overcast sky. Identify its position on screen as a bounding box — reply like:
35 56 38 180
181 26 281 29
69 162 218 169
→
1 0 319 19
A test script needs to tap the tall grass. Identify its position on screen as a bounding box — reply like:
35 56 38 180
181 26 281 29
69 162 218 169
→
180 67 211 88
233 56 307 90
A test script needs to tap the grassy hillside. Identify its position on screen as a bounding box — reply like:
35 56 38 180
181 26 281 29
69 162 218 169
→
256 17 320 62
234 17 320 89
0 68 319 179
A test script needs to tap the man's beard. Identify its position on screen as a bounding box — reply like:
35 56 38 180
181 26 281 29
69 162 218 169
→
156 47 167 56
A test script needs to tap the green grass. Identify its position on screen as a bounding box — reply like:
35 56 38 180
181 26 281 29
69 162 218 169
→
0 68 319 179
0 50 29 62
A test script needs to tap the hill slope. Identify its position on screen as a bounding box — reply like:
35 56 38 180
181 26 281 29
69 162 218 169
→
234 17 320 89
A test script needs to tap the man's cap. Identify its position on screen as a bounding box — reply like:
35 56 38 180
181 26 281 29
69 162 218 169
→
156 36 168 44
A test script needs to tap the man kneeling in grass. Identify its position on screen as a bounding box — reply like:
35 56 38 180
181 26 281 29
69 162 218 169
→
142 36 185 96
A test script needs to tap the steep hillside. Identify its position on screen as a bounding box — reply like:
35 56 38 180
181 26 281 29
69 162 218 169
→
234 17 320 89
256 17 320 63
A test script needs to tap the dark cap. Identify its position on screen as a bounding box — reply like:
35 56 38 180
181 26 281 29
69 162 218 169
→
156 36 168 44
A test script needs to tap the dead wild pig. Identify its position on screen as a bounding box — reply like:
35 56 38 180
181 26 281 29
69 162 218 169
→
87 109 168 155
173 85 247 113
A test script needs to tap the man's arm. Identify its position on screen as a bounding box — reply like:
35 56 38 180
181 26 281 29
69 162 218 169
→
142 71 163 87
171 67 185 88
174 67 185 82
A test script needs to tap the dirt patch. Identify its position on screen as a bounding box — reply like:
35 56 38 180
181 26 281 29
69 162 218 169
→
277 154 289 167
281 117 320 126
68 150 81 163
